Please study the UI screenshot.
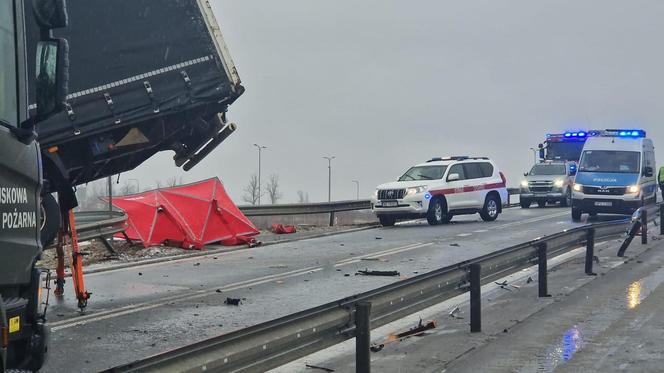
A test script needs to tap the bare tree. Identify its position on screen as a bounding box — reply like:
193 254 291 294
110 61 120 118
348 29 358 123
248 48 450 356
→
266 173 283 204
297 190 310 203
119 180 135 196
242 174 263 205
165 176 184 187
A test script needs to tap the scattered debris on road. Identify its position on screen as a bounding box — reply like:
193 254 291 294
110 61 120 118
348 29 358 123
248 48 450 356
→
269 264 289 269
450 243 460 247
271 224 297 234
305 364 335 372
370 319 438 352
375 237 383 240
224 297 243 306
449 307 463 319
495 280 520 290
526 276 533 284
357 269 400 277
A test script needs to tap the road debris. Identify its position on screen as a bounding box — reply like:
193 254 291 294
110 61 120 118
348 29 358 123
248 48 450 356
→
526 276 533 284
305 364 335 372
370 319 437 352
224 297 242 306
357 269 400 277
193 263 201 267
494 280 520 290
375 237 383 240
450 243 460 247
449 307 463 319
269 264 289 269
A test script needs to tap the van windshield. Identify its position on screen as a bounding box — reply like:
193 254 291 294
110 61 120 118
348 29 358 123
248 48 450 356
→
399 165 447 181
578 150 640 174
529 164 566 176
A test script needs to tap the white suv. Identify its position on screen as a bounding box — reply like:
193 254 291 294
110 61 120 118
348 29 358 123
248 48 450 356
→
371 157 509 226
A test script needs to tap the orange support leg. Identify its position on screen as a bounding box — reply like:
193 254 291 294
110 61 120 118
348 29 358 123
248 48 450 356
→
67 210 90 310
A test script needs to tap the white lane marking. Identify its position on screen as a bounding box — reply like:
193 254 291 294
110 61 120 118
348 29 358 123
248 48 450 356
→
51 243 432 330
334 242 426 266
457 233 472 237
50 265 323 330
490 211 569 230
336 243 435 267
473 230 489 233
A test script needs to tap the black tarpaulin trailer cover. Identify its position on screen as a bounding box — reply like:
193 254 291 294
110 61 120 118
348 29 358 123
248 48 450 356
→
25 0 244 191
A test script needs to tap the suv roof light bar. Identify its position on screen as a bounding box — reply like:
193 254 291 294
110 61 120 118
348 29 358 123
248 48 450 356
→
427 156 489 163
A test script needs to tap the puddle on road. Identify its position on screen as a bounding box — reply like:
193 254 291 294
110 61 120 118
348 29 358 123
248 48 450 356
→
529 265 664 372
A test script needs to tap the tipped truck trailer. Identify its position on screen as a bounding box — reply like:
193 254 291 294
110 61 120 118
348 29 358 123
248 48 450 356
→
23 0 244 242
2 0 70 370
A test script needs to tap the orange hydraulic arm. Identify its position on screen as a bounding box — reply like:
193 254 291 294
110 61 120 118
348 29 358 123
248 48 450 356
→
53 208 91 310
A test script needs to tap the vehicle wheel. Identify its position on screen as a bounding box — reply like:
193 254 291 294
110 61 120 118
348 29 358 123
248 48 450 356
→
520 199 531 209
572 208 583 222
378 216 396 227
537 200 546 208
480 195 500 222
560 189 571 207
427 198 447 225
441 214 454 224
40 193 61 247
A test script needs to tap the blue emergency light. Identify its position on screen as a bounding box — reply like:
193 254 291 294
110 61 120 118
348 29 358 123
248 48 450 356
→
564 131 588 138
609 129 646 138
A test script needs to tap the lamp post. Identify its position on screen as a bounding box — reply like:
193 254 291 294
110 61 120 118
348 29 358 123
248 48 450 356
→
253 144 267 205
323 156 335 202
323 156 336 226
352 180 360 200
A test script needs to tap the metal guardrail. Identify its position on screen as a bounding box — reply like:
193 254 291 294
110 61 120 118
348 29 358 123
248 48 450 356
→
239 200 372 217
73 210 128 242
238 189 522 217
106 203 661 373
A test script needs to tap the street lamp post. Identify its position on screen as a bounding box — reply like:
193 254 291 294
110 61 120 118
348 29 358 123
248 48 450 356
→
323 156 336 226
352 180 360 200
253 144 267 205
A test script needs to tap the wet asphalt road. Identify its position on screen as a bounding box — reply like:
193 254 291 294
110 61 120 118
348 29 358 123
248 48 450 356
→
42 206 606 372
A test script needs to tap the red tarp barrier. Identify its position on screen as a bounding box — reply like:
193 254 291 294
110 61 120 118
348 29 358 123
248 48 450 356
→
111 178 258 249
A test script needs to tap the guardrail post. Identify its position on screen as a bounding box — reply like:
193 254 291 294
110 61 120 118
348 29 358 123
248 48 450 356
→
585 228 596 276
355 302 371 373
537 243 550 297
660 204 664 236
329 212 335 227
641 208 648 245
469 263 481 333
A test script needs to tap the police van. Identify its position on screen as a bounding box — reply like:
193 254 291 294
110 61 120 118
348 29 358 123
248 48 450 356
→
571 129 657 221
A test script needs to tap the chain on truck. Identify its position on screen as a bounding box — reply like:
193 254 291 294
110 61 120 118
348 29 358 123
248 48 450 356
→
1 0 71 371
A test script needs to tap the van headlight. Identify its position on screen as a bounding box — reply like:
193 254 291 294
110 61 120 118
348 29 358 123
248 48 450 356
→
554 179 564 188
405 186 427 197
573 183 583 192
520 180 529 188
372 189 378 199
627 185 640 194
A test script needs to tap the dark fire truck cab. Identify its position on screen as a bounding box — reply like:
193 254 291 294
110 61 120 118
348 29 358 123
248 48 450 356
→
1 0 69 371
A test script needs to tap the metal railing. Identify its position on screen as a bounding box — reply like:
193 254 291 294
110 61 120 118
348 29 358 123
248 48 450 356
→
106 204 661 373
238 189 522 218
74 210 128 242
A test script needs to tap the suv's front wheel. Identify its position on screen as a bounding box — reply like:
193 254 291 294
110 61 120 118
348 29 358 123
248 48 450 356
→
427 198 448 225
480 194 500 222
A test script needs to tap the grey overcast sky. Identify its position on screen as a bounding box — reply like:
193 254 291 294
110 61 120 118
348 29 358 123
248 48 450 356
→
119 0 664 203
